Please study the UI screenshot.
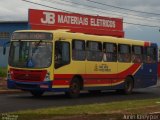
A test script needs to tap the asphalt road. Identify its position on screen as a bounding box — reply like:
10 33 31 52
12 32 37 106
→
0 85 160 113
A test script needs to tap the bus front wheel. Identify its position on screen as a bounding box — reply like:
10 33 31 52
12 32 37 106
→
66 78 81 98
89 90 101 94
30 90 44 97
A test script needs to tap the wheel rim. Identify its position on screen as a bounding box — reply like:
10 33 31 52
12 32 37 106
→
126 80 132 92
70 82 80 94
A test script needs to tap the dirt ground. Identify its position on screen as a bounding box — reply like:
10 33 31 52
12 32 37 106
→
47 105 160 120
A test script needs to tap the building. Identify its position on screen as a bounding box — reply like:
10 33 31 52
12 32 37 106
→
0 21 28 67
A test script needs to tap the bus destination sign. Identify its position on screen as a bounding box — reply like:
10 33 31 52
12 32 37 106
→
12 32 53 40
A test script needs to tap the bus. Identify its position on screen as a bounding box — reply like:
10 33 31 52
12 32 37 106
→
6 30 158 98
158 48 160 78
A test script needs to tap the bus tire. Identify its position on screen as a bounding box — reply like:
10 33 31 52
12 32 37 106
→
123 77 134 94
30 90 44 97
66 77 81 98
89 90 101 94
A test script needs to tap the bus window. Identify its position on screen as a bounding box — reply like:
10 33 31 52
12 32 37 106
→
72 40 85 61
8 41 52 68
158 49 160 62
118 44 131 62
86 41 103 61
144 47 157 63
103 43 117 62
132 46 143 63
55 41 70 69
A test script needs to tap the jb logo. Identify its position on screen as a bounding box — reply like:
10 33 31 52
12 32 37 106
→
41 12 55 24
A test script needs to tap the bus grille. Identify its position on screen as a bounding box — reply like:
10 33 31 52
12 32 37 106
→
15 83 39 89
10 68 47 82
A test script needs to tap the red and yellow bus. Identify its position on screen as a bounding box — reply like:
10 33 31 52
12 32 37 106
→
158 48 160 78
6 30 158 97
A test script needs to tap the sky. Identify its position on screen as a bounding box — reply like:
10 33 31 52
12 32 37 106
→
0 0 160 45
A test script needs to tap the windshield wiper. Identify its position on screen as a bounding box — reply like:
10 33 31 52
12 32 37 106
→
27 40 43 68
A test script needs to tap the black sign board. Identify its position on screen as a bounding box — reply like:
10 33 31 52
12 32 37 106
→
12 32 53 40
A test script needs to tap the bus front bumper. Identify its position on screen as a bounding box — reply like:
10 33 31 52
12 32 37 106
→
7 79 53 91
7 79 69 92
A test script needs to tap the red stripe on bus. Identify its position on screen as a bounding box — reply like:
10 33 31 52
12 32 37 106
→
53 78 124 86
144 42 150 47
53 64 141 86
117 63 140 78
54 64 141 79
54 74 74 79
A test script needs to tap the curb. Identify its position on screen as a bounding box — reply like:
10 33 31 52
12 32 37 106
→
0 90 25 94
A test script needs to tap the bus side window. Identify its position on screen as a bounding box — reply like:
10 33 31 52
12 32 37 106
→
159 49 160 62
103 43 117 62
86 41 103 61
145 47 157 63
132 46 143 63
72 39 85 61
55 41 70 69
118 44 131 63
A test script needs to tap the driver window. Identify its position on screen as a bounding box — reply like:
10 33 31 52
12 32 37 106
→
55 41 70 69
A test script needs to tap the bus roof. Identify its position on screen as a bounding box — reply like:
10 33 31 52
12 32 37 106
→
13 29 155 46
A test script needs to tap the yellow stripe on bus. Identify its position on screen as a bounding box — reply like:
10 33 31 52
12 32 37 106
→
84 80 124 87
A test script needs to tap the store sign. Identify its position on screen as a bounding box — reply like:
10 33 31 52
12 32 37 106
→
29 9 124 37
40 11 116 28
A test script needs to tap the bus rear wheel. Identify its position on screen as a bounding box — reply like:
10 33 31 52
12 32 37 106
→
123 77 134 94
66 78 81 98
30 90 44 97
116 77 134 95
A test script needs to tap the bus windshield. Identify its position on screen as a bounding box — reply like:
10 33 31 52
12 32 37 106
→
9 41 52 68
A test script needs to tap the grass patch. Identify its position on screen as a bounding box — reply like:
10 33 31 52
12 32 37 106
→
9 98 160 120
0 67 7 77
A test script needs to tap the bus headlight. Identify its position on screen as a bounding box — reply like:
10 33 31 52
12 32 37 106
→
7 71 12 79
44 72 50 81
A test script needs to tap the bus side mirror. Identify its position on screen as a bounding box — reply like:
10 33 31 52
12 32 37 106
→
3 41 10 55
3 46 6 55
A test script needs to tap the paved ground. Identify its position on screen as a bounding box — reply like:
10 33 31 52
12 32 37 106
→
0 79 159 113
0 85 160 113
